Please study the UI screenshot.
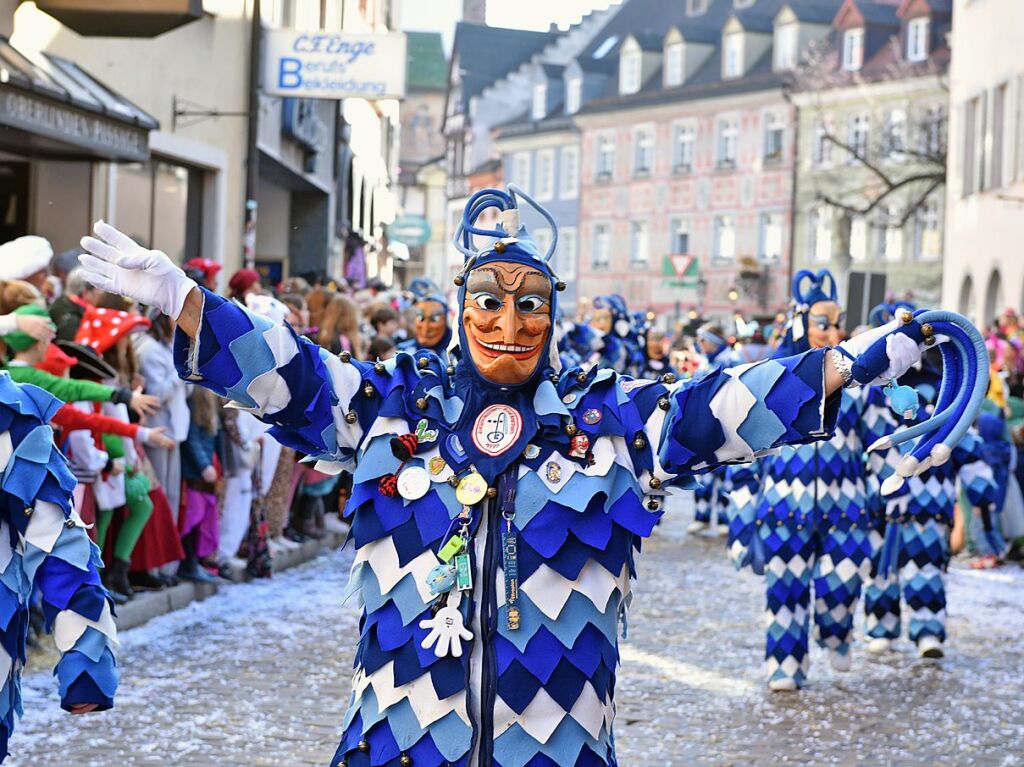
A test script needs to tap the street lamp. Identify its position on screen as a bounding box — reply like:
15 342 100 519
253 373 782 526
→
727 286 740 303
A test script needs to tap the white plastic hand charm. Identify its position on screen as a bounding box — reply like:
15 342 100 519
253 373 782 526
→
419 589 473 658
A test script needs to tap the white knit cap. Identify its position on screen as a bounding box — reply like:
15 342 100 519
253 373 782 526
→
0 236 53 280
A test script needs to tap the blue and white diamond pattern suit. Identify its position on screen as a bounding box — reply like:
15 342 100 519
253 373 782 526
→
173 288 839 767
861 382 996 644
727 388 887 688
0 373 118 762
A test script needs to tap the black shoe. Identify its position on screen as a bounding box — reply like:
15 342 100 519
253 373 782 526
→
128 570 166 591
177 557 218 583
108 558 134 600
283 528 307 543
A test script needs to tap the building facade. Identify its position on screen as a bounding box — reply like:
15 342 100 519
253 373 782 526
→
942 0 1024 325
791 0 950 327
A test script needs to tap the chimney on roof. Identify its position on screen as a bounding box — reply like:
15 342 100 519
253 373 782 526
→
463 0 486 24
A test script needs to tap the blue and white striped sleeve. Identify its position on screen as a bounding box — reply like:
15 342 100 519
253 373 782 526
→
172 288 369 468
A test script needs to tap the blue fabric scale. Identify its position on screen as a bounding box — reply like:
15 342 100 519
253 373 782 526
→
0 373 118 761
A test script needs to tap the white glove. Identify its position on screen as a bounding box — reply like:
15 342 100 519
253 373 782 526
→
838 317 924 385
419 590 473 658
78 221 197 320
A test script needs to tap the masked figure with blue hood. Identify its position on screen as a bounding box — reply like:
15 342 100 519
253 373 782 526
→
726 270 897 690
399 278 452 363
79 191 941 765
860 309 997 659
586 295 642 375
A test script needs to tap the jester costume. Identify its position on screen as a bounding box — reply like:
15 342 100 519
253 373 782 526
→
0 373 118 760
585 295 643 376
78 186 959 765
399 278 453 364
861 355 997 655
727 270 887 689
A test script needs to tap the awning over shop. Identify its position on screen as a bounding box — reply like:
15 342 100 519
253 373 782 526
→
0 37 157 162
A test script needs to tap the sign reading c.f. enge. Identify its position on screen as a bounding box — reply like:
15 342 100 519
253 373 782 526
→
264 30 407 101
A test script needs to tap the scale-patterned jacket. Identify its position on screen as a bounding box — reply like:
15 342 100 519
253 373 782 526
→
0 373 118 762
727 389 886 571
174 289 840 767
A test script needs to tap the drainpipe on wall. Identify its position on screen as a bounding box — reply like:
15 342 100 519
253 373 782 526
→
243 0 262 269
783 84 799 306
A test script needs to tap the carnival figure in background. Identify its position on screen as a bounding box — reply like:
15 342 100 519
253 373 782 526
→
689 322 737 535
637 327 677 382
726 270 899 690
861 316 997 658
587 294 643 375
0 372 118 760
399 278 452 363
80 187 958 765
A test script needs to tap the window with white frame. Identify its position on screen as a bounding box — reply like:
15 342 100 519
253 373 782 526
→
723 33 744 79
812 119 833 166
878 206 903 262
596 134 615 179
774 23 798 71
906 17 929 62
842 28 864 71
535 149 555 201
533 227 552 260
850 215 867 261
849 113 870 162
914 197 941 261
665 41 684 87
687 0 708 16
808 205 833 262
559 226 578 280
670 217 690 254
532 82 547 121
592 223 611 268
717 117 738 168
992 82 1008 189
559 146 579 199
620 49 642 95
673 122 695 171
963 94 985 195
713 215 736 261
512 152 531 193
566 76 582 115
292 0 321 29
885 108 907 160
633 126 654 174
630 220 650 264
919 103 944 155
759 212 784 261
764 113 785 162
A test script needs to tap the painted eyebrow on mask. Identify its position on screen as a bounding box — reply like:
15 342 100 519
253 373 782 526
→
465 267 551 297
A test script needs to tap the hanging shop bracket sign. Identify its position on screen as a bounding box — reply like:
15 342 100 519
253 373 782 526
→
263 30 407 101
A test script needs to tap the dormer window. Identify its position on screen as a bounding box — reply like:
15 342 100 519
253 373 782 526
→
906 17 929 62
566 75 582 114
842 28 864 71
664 40 684 87
687 0 708 16
620 48 642 95
774 22 798 70
723 32 744 79
532 82 547 121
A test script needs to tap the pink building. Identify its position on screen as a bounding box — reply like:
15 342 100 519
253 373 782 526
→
570 0 838 326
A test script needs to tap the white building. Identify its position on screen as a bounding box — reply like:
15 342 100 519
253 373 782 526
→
943 0 1024 325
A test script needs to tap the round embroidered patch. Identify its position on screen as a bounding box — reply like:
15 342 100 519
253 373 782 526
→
397 466 430 501
471 404 523 457
582 408 602 425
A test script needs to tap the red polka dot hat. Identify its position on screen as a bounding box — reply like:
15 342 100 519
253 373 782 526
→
74 304 151 354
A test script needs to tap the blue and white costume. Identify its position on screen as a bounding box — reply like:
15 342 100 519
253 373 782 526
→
862 362 996 653
586 296 642 376
690 328 736 534
0 374 118 760
726 270 885 689
168 191 858 766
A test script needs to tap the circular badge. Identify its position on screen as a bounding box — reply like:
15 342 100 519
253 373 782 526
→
582 408 602 425
523 444 541 460
456 472 488 506
562 392 577 404
471 404 523 457
397 466 431 501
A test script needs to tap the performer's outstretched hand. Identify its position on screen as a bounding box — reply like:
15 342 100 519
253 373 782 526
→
78 221 198 321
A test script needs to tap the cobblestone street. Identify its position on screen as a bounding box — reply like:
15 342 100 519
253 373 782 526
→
12 498 1024 767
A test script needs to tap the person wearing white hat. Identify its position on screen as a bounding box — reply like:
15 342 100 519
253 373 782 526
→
0 235 53 290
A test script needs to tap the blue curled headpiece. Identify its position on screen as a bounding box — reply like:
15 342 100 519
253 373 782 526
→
775 268 840 358
869 300 916 328
451 184 561 390
408 277 448 312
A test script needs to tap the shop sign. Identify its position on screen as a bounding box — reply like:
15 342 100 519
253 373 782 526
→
264 30 407 100
387 215 431 247
0 90 149 161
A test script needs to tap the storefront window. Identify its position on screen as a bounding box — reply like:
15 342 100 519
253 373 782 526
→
114 159 202 263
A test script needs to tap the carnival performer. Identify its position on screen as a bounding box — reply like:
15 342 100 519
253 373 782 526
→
688 322 736 536
0 372 119 761
637 327 677 382
861 346 997 658
399 278 452 363
79 188 937 766
586 295 642 374
726 270 891 690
